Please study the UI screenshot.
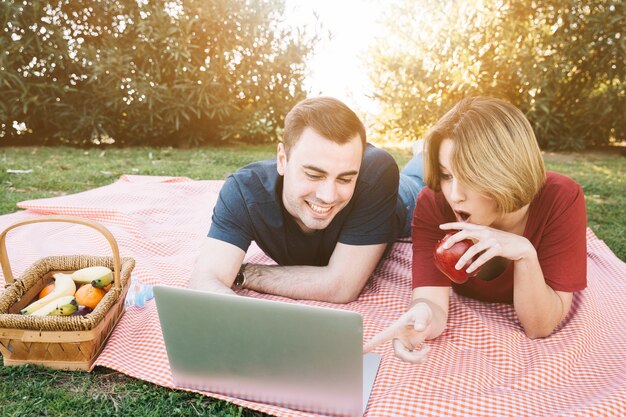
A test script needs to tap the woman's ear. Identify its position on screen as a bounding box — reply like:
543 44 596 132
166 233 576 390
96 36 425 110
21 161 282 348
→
276 142 287 176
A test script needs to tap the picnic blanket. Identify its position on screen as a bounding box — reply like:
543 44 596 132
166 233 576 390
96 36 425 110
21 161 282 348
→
1 175 625 417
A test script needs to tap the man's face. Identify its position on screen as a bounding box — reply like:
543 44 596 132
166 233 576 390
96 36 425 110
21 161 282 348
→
277 127 363 233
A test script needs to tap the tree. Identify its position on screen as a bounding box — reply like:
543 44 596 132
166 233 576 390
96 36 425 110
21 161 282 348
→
0 0 315 146
368 0 625 149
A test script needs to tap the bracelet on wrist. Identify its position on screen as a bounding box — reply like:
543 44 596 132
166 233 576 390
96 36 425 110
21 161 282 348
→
232 263 248 291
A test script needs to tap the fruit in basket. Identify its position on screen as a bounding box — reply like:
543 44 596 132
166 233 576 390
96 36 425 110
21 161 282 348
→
38 283 56 299
75 284 106 309
54 266 113 286
21 274 77 315
91 272 114 289
48 298 79 316
71 306 93 316
31 295 78 316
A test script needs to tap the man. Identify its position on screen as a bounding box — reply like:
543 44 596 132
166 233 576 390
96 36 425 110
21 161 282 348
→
188 97 423 303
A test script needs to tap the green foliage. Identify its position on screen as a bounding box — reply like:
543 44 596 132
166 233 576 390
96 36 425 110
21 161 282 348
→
369 0 625 149
0 0 315 147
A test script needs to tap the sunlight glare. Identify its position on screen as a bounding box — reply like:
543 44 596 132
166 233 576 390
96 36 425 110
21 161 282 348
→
284 0 385 117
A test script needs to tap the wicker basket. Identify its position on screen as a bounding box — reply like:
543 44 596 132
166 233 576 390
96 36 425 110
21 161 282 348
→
0 215 135 371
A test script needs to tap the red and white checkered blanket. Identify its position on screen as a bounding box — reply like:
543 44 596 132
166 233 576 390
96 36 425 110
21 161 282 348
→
1 175 625 417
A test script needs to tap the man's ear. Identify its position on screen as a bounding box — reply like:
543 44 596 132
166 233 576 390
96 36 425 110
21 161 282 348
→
277 142 287 176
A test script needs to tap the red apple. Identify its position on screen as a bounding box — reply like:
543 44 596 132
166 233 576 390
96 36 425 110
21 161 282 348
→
433 232 479 284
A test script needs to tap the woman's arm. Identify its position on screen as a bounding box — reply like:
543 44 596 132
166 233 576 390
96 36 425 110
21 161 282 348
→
440 222 572 338
511 246 573 338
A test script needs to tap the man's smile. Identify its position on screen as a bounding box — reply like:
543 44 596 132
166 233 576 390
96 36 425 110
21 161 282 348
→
307 201 333 215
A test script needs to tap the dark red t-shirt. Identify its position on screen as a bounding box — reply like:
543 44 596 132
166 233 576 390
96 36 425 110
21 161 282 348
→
411 171 587 303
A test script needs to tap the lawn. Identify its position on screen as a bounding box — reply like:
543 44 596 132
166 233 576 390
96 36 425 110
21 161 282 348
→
0 145 624 416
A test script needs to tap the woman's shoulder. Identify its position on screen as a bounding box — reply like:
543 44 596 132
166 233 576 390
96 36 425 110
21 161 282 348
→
545 171 580 187
415 186 453 223
542 171 583 200
532 171 585 217
416 186 445 206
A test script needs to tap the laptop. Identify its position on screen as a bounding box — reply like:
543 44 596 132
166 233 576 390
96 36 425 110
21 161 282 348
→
154 285 381 417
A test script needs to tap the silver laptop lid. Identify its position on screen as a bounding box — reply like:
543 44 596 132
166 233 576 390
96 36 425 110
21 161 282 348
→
154 285 365 417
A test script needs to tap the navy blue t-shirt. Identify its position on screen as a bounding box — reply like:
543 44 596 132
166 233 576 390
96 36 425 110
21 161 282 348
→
208 143 406 266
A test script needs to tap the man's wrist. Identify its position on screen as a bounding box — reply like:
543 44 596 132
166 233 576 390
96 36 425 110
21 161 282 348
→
232 263 248 290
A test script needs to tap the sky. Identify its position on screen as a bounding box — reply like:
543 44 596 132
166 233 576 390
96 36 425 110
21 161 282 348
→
283 0 386 117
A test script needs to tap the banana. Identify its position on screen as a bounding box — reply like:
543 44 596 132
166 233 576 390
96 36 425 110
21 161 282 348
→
91 272 114 288
48 298 79 316
56 266 113 286
21 273 77 315
31 296 77 316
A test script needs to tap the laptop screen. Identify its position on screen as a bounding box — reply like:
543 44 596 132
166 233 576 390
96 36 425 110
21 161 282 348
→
154 285 376 417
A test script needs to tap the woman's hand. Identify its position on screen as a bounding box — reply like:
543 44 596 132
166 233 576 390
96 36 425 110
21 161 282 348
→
363 302 434 364
439 222 536 274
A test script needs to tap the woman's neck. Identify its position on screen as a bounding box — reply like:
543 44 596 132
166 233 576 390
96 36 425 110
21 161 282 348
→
493 204 530 235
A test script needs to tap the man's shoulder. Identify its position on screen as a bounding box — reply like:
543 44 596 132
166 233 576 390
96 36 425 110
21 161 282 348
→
362 143 395 164
233 159 278 182
358 143 398 184
223 159 279 203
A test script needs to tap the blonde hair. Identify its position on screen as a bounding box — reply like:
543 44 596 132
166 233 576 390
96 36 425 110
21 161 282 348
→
423 97 545 213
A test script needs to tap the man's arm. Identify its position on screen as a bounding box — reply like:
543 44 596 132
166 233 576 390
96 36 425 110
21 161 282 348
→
243 242 388 303
187 237 246 295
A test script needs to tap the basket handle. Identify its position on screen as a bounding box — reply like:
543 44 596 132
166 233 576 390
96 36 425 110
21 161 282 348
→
0 215 121 289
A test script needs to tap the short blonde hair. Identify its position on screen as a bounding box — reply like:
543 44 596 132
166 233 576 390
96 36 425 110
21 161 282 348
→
423 97 545 213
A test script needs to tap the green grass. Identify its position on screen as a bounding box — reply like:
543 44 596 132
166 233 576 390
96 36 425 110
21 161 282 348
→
0 145 624 416
0 364 259 417
542 150 626 261
0 146 275 215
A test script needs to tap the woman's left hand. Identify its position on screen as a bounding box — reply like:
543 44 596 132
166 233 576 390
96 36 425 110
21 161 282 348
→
439 222 536 274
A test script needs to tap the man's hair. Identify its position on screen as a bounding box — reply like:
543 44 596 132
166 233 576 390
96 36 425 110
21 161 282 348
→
423 97 545 213
282 97 366 154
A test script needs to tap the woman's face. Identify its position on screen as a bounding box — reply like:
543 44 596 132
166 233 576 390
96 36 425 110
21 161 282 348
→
438 139 502 227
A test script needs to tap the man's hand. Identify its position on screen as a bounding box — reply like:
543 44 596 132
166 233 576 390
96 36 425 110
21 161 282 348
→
188 237 246 295
363 302 434 363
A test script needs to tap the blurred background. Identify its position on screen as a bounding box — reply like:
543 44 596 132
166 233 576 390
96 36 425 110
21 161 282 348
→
1 0 624 150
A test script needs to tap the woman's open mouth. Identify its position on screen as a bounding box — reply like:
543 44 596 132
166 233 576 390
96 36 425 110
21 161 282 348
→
455 210 471 222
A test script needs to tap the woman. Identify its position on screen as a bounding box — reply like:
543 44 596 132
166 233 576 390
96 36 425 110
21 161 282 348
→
364 97 587 363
